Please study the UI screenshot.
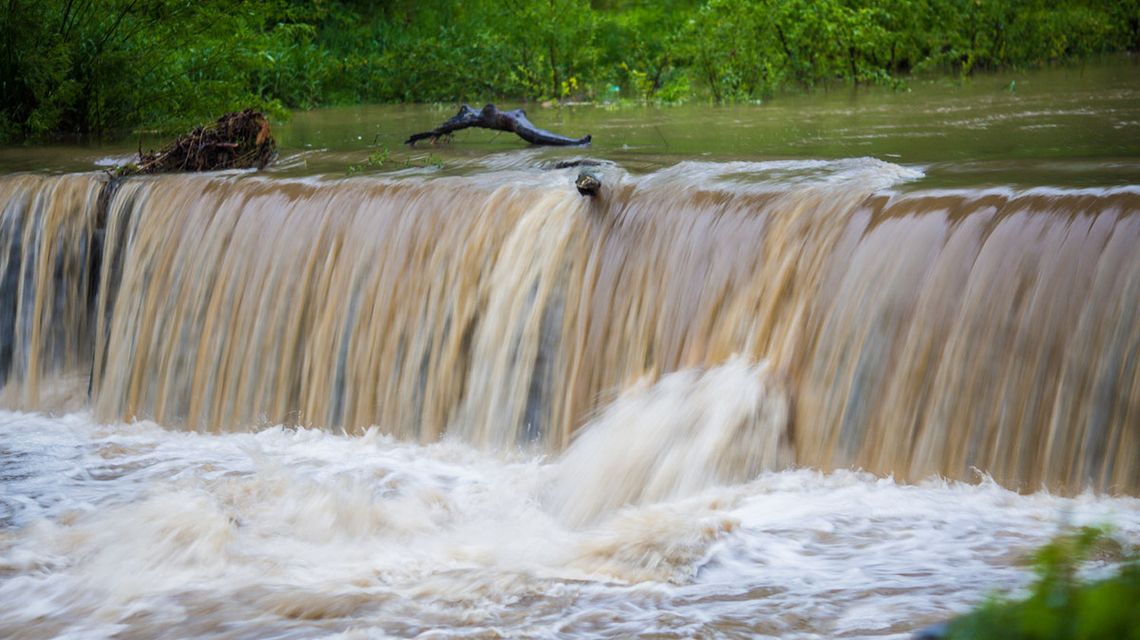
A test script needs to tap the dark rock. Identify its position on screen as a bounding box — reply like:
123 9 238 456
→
575 171 601 196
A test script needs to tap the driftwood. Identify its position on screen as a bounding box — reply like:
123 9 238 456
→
117 109 276 176
406 104 591 147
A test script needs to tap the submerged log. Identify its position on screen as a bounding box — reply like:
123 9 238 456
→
116 109 277 176
551 159 606 169
406 104 591 147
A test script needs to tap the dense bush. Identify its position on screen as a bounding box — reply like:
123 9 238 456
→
0 1 300 139
1 0 1137 140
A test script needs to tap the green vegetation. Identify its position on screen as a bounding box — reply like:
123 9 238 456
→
948 526 1140 640
2 0 1138 140
346 147 442 173
347 147 393 175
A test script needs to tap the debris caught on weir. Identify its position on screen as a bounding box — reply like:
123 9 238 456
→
116 109 277 176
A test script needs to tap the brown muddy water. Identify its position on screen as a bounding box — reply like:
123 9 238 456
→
0 60 1138 639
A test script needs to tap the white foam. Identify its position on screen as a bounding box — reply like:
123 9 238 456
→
0 408 1136 639
548 357 791 527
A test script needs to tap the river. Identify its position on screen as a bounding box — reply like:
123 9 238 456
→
1 60 1138 638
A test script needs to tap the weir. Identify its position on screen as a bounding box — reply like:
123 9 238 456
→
0 163 1136 494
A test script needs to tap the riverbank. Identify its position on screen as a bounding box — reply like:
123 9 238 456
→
2 0 1137 142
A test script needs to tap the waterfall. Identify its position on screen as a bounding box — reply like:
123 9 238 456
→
1 162 1136 494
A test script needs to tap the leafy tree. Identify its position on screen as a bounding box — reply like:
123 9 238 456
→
1 0 1136 140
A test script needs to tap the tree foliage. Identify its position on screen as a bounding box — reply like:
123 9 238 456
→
1 0 1137 140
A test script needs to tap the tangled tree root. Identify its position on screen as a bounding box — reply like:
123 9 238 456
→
117 109 276 176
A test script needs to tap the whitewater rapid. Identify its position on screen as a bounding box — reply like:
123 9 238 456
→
2 405 1137 639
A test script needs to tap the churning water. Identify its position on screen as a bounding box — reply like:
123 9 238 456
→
2 404 1137 639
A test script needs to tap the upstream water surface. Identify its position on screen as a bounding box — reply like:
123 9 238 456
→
1 60 1139 638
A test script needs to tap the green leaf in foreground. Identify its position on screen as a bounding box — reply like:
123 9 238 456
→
948 527 1140 640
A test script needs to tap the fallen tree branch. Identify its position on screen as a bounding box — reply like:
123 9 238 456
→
406 104 591 147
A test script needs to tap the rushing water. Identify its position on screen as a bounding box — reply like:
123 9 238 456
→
1 409 1137 639
1 60 1139 638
